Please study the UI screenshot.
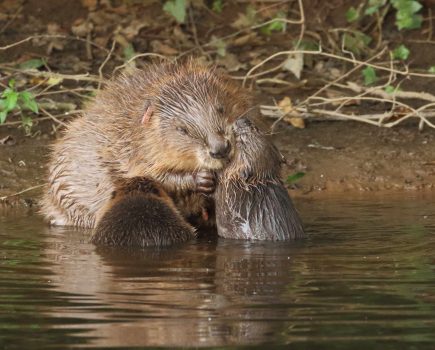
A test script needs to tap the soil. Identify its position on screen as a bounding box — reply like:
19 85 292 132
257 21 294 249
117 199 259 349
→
0 0 434 207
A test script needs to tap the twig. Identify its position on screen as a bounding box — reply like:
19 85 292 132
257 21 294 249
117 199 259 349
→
260 104 435 128
331 53 397 114
337 82 435 103
98 40 116 89
36 88 95 97
242 49 435 87
113 53 168 75
0 112 79 127
0 184 45 201
299 47 388 107
384 102 435 128
40 107 68 127
0 65 102 83
37 101 78 111
256 78 306 87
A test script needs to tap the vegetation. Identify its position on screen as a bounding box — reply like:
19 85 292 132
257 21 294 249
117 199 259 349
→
0 80 38 134
0 0 434 135
287 172 306 185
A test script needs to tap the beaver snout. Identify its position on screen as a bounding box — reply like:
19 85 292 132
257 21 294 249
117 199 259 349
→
209 137 231 159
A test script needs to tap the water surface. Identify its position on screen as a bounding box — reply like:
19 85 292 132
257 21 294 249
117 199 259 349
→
1 194 435 349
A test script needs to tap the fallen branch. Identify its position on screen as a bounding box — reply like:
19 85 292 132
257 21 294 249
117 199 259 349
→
260 105 435 128
339 82 435 103
0 65 102 83
0 184 45 201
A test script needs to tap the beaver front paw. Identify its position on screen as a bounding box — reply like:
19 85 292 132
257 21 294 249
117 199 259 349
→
193 170 215 193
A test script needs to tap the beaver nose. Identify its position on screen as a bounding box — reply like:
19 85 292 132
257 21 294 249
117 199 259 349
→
209 139 231 159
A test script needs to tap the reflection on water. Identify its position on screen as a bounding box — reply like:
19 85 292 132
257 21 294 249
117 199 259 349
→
1 194 435 349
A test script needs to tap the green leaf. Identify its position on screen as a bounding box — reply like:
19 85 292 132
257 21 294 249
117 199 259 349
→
19 91 38 113
384 85 401 94
8 79 15 89
385 85 395 93
396 13 422 29
392 0 423 30
346 6 359 22
287 172 305 184
123 44 136 61
362 66 378 85
391 0 422 14
0 110 7 124
261 12 286 35
429 66 435 73
364 0 387 15
392 44 410 60
4 90 18 111
18 58 45 70
212 0 223 13
163 0 186 24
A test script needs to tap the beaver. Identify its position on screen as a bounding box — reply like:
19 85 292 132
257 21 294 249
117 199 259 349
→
91 177 196 247
41 60 251 229
215 117 305 240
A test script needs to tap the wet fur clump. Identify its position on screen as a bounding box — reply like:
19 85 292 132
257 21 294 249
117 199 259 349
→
215 118 305 241
91 177 196 247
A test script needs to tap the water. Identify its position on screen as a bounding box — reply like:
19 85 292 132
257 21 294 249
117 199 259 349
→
1 194 435 349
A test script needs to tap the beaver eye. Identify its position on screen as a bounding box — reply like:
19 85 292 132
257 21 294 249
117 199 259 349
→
217 105 224 114
176 126 189 135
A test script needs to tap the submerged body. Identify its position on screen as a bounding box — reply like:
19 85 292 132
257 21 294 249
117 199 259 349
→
91 177 195 247
42 60 251 228
215 118 305 240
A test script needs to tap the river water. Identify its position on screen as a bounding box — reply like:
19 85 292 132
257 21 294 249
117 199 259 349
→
1 194 435 349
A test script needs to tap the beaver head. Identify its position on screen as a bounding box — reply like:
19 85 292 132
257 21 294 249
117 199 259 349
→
142 61 252 172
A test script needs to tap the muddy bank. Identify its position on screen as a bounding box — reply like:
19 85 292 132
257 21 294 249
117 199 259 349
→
1 120 434 208
276 121 435 195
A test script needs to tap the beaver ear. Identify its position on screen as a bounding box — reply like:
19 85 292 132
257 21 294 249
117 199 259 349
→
141 104 154 125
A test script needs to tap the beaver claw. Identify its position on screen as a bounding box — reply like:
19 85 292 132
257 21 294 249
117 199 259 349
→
193 170 215 193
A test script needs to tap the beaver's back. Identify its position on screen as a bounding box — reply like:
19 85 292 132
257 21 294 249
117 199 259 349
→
41 117 114 228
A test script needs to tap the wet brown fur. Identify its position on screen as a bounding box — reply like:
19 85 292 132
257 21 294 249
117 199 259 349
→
215 118 305 240
41 60 251 228
91 177 196 247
